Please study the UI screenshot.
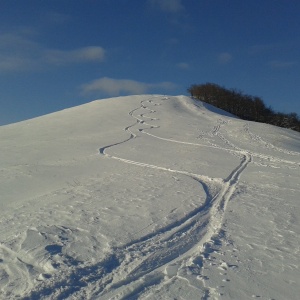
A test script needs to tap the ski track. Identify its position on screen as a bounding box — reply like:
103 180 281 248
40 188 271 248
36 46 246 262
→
95 96 252 299
25 96 247 299
243 123 300 156
21 96 298 299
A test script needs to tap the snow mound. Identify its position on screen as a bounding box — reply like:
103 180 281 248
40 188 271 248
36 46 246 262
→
0 95 299 299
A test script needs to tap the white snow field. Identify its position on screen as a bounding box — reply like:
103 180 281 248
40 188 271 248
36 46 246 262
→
0 95 299 300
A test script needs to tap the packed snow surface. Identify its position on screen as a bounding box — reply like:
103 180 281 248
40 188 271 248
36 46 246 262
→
0 95 299 299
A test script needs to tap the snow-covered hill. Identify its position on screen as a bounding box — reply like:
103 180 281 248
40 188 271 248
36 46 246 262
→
0 95 299 300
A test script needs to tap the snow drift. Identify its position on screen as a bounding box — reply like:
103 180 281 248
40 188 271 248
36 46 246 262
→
0 95 299 299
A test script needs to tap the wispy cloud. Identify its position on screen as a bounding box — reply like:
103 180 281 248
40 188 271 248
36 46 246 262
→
248 43 292 55
0 31 40 71
0 31 39 51
249 43 298 69
177 62 190 70
249 44 277 55
218 52 233 64
0 30 105 72
44 11 71 25
166 38 179 45
148 0 190 30
44 47 105 65
268 60 298 69
81 77 177 96
0 55 33 72
148 0 184 14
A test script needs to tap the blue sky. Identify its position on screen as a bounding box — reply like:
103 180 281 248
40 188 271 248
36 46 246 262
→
1 0 299 125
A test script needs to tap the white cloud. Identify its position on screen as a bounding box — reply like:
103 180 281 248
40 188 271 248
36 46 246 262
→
81 77 176 96
218 52 232 64
0 30 105 72
149 0 184 14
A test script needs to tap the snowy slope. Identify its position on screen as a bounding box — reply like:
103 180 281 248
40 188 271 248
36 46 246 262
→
0 95 299 300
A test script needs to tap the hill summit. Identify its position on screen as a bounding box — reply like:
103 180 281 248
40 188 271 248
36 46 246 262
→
0 95 299 299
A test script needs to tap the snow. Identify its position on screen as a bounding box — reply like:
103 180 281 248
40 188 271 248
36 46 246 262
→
0 95 299 299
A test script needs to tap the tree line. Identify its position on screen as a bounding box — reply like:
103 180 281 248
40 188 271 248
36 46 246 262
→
187 83 300 132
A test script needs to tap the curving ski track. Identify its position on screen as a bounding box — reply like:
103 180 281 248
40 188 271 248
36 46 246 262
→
23 96 273 299
96 96 252 299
